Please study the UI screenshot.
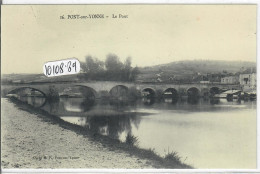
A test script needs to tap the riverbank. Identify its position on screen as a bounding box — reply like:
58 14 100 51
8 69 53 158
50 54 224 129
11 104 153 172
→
1 98 191 169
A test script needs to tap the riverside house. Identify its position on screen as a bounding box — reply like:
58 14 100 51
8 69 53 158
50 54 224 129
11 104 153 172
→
221 76 239 84
239 73 257 92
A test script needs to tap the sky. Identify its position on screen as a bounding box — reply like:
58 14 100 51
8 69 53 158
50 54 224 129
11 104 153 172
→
1 5 257 74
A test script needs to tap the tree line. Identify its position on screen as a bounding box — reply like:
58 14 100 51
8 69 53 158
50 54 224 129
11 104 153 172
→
79 53 140 81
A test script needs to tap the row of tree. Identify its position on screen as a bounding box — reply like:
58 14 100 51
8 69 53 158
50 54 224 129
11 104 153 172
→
79 54 140 81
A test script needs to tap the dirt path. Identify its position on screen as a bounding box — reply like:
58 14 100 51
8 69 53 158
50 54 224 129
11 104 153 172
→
1 98 154 168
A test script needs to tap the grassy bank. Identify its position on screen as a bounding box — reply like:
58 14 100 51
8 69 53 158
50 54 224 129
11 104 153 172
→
7 98 192 169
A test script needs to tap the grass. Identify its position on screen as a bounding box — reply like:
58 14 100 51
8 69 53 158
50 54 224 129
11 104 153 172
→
165 151 181 163
6 97 193 169
125 133 139 147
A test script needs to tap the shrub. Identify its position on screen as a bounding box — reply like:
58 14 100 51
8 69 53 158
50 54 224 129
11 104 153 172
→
164 151 182 163
125 133 139 147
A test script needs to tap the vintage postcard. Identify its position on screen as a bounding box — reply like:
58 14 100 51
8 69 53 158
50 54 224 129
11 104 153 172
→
1 4 257 171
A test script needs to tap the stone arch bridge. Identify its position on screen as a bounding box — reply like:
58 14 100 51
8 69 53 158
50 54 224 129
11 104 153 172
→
2 81 240 99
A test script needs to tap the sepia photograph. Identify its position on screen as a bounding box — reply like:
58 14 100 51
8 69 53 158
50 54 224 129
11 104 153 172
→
1 4 257 170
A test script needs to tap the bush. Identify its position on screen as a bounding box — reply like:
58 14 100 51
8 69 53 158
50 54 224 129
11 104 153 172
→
164 151 182 163
125 133 139 146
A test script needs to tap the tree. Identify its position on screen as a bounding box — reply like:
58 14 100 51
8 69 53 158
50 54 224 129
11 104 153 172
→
105 54 123 72
85 55 104 74
81 53 140 82
130 66 140 81
123 57 132 81
105 54 124 80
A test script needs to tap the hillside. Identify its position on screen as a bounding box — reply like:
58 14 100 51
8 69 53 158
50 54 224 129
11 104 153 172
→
141 60 255 73
137 60 256 82
1 74 80 84
2 60 256 84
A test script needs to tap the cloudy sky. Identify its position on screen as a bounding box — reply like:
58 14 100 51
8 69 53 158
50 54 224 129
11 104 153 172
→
2 5 256 74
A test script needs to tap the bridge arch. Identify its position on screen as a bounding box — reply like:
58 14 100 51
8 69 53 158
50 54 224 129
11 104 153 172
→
74 85 97 98
7 87 47 107
109 85 129 99
163 88 178 95
163 88 178 103
141 87 156 98
8 87 46 97
187 87 200 97
163 88 178 98
61 85 97 100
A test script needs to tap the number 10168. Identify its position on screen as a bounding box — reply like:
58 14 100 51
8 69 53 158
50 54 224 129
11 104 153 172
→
43 58 80 77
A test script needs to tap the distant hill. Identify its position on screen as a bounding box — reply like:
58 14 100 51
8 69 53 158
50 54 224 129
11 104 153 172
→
137 60 256 82
140 60 256 74
2 60 256 84
1 73 80 84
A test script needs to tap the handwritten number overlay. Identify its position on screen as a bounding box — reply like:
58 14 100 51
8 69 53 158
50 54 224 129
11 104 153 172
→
43 58 80 77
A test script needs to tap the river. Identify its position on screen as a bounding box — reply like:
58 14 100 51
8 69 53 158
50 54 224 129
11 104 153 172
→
12 96 256 169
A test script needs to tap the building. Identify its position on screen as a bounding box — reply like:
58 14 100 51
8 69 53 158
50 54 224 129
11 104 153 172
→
239 73 257 91
221 76 239 84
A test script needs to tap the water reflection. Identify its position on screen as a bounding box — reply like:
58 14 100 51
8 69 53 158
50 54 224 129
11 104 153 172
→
142 97 155 105
60 114 141 142
209 98 220 105
10 94 256 168
109 99 135 111
16 95 256 114
8 87 46 107
164 97 178 104
60 97 95 112
19 96 46 107
87 115 139 140
187 97 199 105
